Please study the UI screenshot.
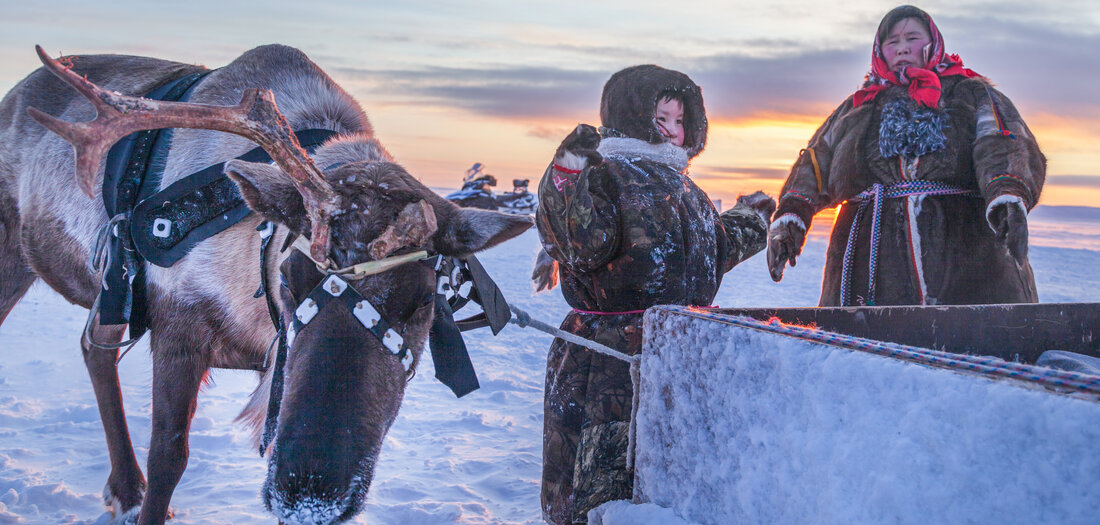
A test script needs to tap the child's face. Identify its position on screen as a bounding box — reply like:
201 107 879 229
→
655 97 685 147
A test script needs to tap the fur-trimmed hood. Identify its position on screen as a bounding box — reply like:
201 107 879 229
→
598 65 708 159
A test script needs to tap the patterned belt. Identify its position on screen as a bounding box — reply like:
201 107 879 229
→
840 181 980 306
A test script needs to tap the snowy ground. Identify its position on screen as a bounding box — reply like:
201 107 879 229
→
0 214 1098 524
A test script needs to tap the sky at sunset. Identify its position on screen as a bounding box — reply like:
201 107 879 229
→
2 0 1098 211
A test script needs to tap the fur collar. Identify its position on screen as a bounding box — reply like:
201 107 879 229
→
598 137 689 172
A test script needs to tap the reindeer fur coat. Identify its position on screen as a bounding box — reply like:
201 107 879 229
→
776 76 1045 306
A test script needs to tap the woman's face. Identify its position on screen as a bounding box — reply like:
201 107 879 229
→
881 17 932 72
655 97 685 147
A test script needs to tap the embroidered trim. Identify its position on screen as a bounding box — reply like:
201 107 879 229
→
904 195 928 305
553 164 581 174
552 172 575 192
987 174 1032 203
988 173 1028 186
781 191 815 206
802 148 823 193
983 84 1016 139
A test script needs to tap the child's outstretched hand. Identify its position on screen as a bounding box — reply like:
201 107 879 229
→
555 124 603 168
735 191 776 225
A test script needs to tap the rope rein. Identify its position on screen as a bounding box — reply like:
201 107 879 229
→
508 304 644 468
508 305 638 364
508 302 1100 472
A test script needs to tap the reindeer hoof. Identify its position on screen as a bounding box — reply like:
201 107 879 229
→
113 505 140 525
103 482 150 523
110 504 176 524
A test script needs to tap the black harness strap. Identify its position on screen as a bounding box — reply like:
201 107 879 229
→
257 221 289 456
454 255 511 334
99 70 211 332
430 293 481 397
426 255 512 397
132 129 337 267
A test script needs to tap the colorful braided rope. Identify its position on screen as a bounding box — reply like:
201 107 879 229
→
657 305 1100 399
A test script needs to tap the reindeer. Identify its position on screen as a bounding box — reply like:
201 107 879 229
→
0 45 532 524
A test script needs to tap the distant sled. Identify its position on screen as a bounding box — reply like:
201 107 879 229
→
494 178 538 215
445 163 538 215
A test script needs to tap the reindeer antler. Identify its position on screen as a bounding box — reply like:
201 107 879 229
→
26 45 338 264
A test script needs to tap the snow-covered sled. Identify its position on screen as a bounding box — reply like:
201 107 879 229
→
599 303 1100 525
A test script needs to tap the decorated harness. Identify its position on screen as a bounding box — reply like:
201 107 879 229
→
254 222 512 455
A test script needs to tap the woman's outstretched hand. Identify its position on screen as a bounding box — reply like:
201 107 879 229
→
767 214 807 282
987 198 1029 265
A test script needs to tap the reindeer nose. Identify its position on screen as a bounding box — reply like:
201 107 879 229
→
265 471 353 525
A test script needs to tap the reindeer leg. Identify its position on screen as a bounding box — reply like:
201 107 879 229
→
82 317 147 520
136 338 207 525
0 256 35 326
0 191 36 326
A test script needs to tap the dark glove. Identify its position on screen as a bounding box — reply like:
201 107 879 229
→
987 198 1028 265
767 215 807 282
531 248 559 292
555 124 603 166
736 191 777 225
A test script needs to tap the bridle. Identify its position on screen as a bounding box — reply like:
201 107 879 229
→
255 221 494 455
281 231 433 370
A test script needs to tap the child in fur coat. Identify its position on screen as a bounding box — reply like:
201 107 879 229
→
534 64 774 524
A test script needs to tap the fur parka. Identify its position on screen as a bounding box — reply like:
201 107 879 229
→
775 75 1045 306
535 65 767 524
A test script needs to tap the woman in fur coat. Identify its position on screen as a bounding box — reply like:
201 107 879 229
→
768 5 1045 306
535 64 774 523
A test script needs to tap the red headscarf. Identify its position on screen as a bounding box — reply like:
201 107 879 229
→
853 7 981 108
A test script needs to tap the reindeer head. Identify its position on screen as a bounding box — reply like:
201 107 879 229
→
28 46 532 523
226 157 531 523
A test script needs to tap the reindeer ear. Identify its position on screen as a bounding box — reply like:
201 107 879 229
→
433 208 533 257
225 159 310 233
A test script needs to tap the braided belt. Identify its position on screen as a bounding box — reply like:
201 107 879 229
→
839 181 980 306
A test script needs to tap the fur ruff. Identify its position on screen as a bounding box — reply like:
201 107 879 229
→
985 194 1026 232
770 213 806 233
597 137 689 172
879 98 947 159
